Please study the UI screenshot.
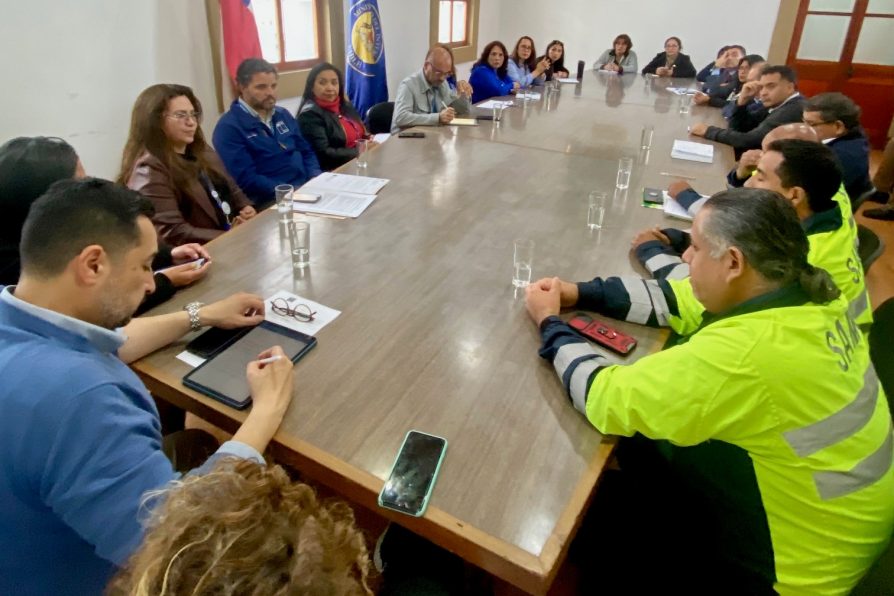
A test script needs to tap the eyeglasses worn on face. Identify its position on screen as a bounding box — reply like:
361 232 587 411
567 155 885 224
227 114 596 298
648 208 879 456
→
270 298 316 322
803 118 832 127
425 62 451 77
166 110 202 123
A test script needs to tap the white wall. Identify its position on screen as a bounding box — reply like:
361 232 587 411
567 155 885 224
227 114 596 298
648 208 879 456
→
377 0 431 98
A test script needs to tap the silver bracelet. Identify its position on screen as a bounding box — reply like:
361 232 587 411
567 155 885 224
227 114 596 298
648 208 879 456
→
183 302 205 332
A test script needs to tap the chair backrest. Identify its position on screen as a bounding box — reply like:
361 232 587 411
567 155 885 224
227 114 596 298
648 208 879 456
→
870 297 894 403
366 102 394 134
857 224 885 273
851 186 878 213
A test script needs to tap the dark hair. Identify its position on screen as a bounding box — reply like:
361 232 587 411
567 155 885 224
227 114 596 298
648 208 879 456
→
0 137 80 263
728 44 746 56
740 54 765 67
804 92 861 131
610 34 633 57
766 139 842 213
715 44 731 58
118 84 231 194
542 40 566 75
701 188 840 304
474 40 510 79
664 36 682 50
760 65 798 84
235 58 277 87
297 62 362 121
20 178 155 278
511 36 537 71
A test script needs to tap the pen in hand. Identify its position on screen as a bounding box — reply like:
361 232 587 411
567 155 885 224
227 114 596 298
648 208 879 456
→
257 355 282 366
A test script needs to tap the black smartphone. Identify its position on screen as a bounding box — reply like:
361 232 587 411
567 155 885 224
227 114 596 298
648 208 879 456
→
398 131 425 138
378 431 448 517
643 187 664 205
185 326 251 359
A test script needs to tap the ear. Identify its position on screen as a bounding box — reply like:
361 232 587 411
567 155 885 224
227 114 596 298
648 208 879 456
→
724 246 746 283
832 120 847 137
788 186 808 210
71 245 108 287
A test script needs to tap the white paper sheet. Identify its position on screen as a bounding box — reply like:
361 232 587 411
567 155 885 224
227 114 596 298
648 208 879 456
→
660 190 709 221
671 140 714 163
667 87 697 95
292 191 377 218
449 118 478 126
265 290 340 336
558 78 580 83
300 172 389 195
476 99 514 109
372 133 391 144
516 92 542 100
176 350 206 368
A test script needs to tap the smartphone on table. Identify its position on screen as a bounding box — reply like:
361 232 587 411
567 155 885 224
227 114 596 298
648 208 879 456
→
378 430 448 517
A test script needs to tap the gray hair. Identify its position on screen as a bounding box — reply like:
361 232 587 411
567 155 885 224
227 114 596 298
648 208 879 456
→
700 188 840 304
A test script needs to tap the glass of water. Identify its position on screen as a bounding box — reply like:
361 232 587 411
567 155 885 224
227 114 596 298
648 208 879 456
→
492 103 504 122
587 191 607 230
680 92 693 114
275 184 293 222
512 239 534 288
356 139 369 169
640 125 654 150
288 221 310 269
616 157 633 190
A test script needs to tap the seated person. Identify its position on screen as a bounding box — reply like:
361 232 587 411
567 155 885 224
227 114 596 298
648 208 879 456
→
696 44 745 85
108 459 371 595
0 177 295 594
695 53 763 108
0 136 210 315
593 34 638 74
469 40 519 103
864 136 894 220
722 59 766 120
641 36 696 78
641 140 870 329
524 189 892 595
213 58 321 205
391 45 473 133
539 40 570 80
803 92 872 201
120 84 257 246
507 36 551 88
689 66 805 154
297 62 377 172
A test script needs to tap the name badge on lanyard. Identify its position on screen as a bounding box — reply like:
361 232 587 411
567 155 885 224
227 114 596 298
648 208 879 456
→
200 172 232 230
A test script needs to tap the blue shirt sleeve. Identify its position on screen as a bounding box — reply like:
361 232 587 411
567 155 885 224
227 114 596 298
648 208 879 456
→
507 60 534 87
470 67 512 103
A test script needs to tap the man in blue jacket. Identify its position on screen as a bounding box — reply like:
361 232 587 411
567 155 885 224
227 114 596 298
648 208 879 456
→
213 58 321 206
0 178 296 595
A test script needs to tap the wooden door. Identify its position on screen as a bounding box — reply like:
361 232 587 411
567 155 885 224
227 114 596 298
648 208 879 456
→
787 0 894 148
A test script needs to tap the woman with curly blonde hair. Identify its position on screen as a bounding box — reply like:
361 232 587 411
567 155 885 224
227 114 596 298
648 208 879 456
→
108 459 372 595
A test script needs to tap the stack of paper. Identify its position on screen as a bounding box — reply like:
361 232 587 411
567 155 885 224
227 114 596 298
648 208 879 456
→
558 78 580 84
516 92 542 101
663 192 694 221
295 172 389 218
671 140 714 163
449 118 478 126
666 87 696 95
477 99 514 109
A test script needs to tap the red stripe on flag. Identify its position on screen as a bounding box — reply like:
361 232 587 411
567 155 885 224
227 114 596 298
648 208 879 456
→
219 0 263 81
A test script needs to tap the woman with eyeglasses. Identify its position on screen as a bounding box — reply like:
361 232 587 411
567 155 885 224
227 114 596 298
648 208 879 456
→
641 37 696 78
594 34 638 74
507 36 550 88
119 84 256 246
0 136 211 314
296 63 376 172
538 40 569 81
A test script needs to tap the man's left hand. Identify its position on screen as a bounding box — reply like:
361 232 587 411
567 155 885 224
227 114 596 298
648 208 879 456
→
525 277 562 326
689 123 708 137
170 243 211 265
456 80 473 98
631 226 671 250
200 292 266 329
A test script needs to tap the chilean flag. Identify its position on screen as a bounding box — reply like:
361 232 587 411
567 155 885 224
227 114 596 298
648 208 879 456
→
219 0 263 82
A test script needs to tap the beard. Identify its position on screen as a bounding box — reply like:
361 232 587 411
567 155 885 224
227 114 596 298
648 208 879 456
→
97 286 138 330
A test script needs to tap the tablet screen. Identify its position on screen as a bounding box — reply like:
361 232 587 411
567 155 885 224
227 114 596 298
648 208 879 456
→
186 324 312 405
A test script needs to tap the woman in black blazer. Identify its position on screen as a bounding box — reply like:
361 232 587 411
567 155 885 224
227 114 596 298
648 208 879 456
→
641 36 696 78
296 63 375 171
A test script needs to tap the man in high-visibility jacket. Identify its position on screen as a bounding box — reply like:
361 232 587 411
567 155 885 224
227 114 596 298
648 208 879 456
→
526 189 893 595
636 139 870 331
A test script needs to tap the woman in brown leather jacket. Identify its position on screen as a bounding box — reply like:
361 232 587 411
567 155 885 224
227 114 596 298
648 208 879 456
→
118 84 256 245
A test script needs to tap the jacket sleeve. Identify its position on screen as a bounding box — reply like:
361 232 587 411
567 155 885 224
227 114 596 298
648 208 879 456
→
673 55 697 78
391 80 439 132
297 110 356 171
704 103 791 151
469 68 512 101
507 60 535 87
593 50 611 70
444 85 472 114
206 150 251 212
634 238 690 281
641 53 663 75
128 161 222 246
211 118 280 204
135 273 177 316
286 112 322 179
696 62 715 82
624 52 638 73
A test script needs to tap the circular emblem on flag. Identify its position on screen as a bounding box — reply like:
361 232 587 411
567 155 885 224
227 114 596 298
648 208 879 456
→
348 2 384 69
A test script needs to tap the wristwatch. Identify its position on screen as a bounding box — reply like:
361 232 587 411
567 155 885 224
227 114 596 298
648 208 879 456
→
183 302 205 332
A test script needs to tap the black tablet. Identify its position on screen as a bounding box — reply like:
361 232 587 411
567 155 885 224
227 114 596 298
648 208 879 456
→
182 321 316 409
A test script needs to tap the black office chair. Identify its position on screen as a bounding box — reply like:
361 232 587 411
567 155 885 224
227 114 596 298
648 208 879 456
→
366 101 394 134
857 225 885 274
852 186 880 213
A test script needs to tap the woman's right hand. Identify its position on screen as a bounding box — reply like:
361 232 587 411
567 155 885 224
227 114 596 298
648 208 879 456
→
534 57 551 76
246 346 295 419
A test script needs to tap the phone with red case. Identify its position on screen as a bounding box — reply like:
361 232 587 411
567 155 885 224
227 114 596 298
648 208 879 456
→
568 313 637 355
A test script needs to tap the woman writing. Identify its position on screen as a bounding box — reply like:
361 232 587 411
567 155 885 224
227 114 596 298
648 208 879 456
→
641 37 696 78
297 63 376 172
594 34 638 74
119 84 256 246
507 36 550 88
469 41 519 103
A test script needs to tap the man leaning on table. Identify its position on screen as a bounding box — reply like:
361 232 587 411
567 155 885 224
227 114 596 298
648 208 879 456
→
0 178 295 595
391 44 473 133
526 188 893 595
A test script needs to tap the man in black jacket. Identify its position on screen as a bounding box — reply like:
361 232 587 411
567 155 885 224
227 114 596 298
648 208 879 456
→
689 66 804 157
803 92 872 202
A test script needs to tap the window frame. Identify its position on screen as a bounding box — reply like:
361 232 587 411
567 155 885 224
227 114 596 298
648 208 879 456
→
257 0 327 73
429 0 479 64
438 0 469 47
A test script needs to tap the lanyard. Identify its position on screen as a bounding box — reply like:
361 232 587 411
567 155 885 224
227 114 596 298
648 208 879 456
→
198 171 231 230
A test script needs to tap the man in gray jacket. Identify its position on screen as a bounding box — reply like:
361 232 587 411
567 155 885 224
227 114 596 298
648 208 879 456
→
391 45 473 133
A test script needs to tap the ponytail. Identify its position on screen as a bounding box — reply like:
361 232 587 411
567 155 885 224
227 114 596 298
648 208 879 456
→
798 264 840 304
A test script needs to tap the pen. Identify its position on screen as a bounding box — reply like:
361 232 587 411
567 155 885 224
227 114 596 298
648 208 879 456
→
660 172 697 180
257 355 283 365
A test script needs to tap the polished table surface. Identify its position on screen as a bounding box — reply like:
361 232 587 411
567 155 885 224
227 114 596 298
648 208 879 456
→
134 74 735 594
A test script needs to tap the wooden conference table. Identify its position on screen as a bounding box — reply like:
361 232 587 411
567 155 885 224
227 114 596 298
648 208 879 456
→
134 71 735 594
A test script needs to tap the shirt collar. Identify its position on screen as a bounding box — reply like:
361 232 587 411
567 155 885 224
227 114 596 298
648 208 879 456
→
237 97 274 130
768 92 800 113
1 286 126 354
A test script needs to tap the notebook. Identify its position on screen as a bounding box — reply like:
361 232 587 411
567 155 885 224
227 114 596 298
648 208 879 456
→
671 140 714 163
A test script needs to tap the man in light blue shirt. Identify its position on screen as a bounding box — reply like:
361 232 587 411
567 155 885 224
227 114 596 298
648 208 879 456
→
391 45 473 133
0 178 295 595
